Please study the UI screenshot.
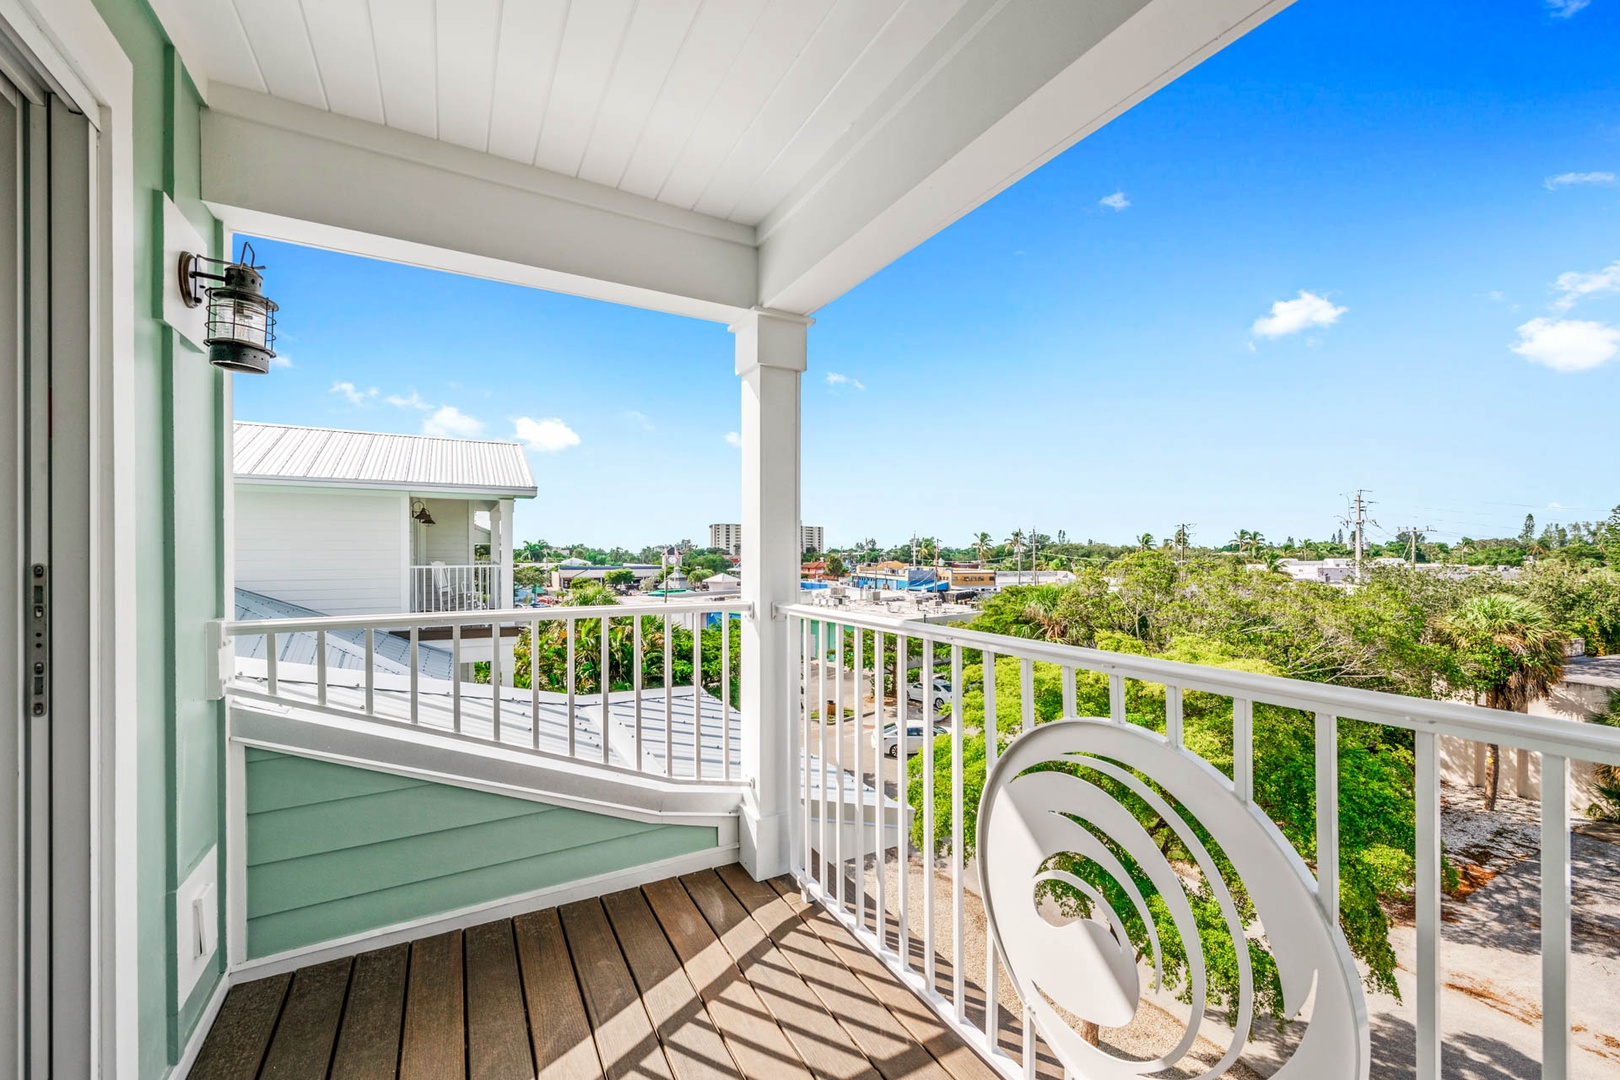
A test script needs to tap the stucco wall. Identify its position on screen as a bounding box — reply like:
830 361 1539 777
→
1440 681 1612 811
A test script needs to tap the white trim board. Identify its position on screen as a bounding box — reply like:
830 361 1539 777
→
168 973 229 1080
230 843 739 980
229 703 747 825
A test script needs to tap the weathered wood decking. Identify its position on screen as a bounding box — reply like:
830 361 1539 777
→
190 867 1005 1080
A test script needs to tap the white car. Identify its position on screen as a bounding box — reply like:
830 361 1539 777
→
906 675 952 712
872 721 951 758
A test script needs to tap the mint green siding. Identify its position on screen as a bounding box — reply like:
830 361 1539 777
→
244 750 719 959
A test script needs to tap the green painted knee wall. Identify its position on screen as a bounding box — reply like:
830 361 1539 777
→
244 749 719 959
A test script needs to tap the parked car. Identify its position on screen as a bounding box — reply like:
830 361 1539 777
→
872 721 951 757
905 675 952 712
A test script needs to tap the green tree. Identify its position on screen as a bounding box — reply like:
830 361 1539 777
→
1437 594 1568 810
603 568 636 589
823 553 847 579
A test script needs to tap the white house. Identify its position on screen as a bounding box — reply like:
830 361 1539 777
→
233 421 537 617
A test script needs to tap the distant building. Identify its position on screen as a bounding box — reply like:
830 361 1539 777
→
234 421 537 617
940 567 996 591
709 522 823 555
709 523 743 555
550 564 661 590
1273 558 1357 585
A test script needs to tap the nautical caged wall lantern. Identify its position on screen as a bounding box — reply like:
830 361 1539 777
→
177 242 280 374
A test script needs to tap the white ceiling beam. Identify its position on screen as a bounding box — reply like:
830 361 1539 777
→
200 85 759 323
756 0 1292 315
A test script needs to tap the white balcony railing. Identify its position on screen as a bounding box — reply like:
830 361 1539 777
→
410 562 493 612
225 600 749 784
777 602 1620 1080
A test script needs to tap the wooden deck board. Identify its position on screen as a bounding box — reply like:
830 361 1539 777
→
259 958 353 1080
465 920 536 1080
513 908 604 1080
187 869 1006 1080
330 945 409 1080
400 931 466 1080
681 869 882 1080
190 973 292 1080
764 878 1003 1080
717 865 952 1080
642 876 814 1080
560 898 675 1080
602 886 743 1080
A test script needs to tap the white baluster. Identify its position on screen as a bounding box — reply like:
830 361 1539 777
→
1542 752 1571 1080
602 614 611 767
896 632 910 972
451 624 462 733
316 630 328 707
565 618 575 756
1315 711 1338 925
951 643 965 1021
1415 730 1441 1080
983 646 999 1044
1233 698 1253 803
364 627 374 716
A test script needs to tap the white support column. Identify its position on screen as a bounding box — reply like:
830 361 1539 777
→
495 497 515 609
734 308 809 879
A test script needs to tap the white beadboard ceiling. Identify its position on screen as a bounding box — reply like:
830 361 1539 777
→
171 0 974 227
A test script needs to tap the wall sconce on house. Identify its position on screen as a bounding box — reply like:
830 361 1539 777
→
176 242 279 374
411 500 436 526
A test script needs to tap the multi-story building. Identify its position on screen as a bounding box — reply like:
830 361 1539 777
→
709 522 743 555
711 522 824 555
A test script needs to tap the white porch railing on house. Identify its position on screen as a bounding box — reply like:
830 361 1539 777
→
777 602 1620 1080
410 562 493 612
224 600 749 784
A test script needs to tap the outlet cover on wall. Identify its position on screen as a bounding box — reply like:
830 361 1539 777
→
175 847 219 1003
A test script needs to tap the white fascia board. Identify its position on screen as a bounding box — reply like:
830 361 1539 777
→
200 86 758 323
757 0 1292 314
234 477 539 500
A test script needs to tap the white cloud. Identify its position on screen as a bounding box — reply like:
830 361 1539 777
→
386 390 431 410
422 405 485 437
624 410 654 430
330 381 377 407
1545 170 1614 189
1551 259 1620 310
513 416 580 452
1511 317 1620 372
825 372 866 391
1546 0 1592 17
1251 291 1347 338
724 431 741 448
270 354 293 369
1099 191 1130 211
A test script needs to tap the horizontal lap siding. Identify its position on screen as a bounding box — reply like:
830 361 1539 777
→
235 487 406 615
243 750 718 959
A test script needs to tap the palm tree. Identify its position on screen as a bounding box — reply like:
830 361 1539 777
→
973 531 993 564
1438 595 1568 811
1137 532 1154 552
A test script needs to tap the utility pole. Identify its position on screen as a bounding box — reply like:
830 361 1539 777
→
1403 525 1433 566
1341 491 1376 581
1174 523 1194 563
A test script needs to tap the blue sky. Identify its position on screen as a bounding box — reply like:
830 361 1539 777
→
236 0 1620 553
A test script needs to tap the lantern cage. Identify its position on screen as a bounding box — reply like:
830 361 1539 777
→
177 242 280 374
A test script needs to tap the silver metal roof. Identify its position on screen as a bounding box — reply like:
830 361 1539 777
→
234 422 537 497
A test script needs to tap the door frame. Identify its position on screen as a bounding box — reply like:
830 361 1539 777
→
0 2 136 1076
